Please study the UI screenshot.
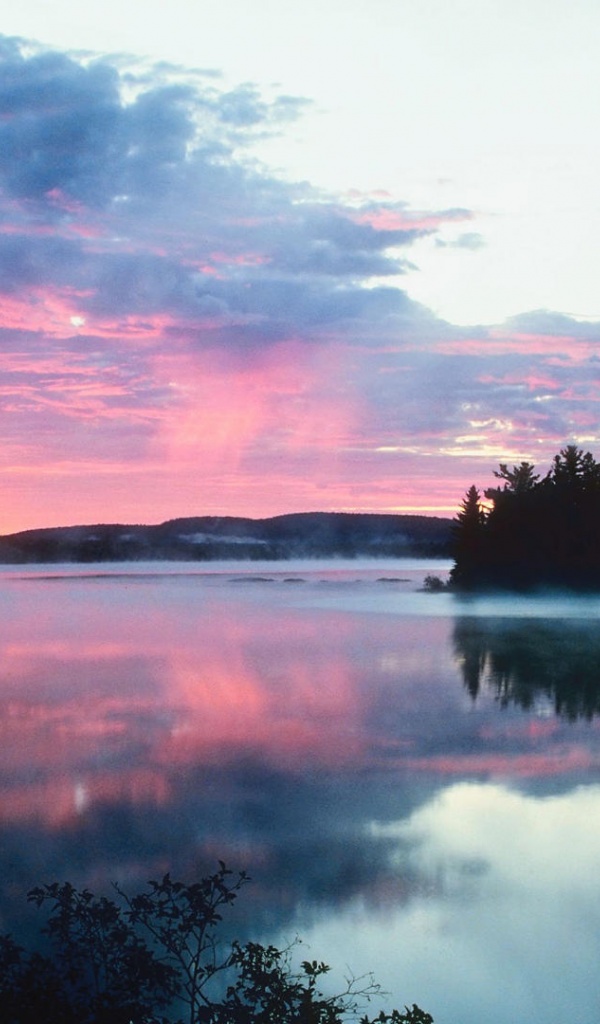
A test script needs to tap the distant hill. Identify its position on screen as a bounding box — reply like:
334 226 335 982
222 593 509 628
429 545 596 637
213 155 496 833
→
0 512 452 563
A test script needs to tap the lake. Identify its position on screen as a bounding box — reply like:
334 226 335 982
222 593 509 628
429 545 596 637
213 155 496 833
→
1 558 600 1023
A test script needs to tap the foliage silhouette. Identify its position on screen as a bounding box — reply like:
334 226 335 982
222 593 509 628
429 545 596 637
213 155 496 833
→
453 616 600 720
422 574 447 592
450 445 600 590
0 863 432 1024
449 484 486 590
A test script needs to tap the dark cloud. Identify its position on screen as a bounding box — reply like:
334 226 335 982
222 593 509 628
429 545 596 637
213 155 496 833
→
344 309 600 461
0 46 126 205
503 309 600 339
86 251 197 317
267 205 426 278
0 35 469 351
213 83 310 128
2 32 598 517
0 233 83 291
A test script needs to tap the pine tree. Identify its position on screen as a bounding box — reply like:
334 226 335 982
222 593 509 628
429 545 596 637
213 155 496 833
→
449 485 485 589
450 446 600 590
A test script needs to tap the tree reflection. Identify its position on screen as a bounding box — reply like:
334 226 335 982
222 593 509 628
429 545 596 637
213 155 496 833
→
453 617 600 720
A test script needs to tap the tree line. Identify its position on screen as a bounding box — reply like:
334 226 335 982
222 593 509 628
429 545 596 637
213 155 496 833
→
450 445 600 590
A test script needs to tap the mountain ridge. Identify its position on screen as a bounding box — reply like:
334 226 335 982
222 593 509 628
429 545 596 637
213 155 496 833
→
0 512 453 563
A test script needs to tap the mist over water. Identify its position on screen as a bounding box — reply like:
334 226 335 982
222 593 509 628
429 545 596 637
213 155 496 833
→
0 559 599 1024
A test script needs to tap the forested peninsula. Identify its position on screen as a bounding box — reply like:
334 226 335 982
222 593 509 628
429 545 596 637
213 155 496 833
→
450 445 600 591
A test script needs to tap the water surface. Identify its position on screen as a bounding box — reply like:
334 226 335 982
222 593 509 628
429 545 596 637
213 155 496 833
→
1 559 599 1023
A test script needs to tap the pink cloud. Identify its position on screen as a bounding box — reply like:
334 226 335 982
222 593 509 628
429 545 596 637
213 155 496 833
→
350 206 472 232
0 38 596 530
479 372 562 392
402 746 598 778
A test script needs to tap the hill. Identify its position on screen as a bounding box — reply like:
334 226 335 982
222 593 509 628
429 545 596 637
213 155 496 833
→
0 512 452 563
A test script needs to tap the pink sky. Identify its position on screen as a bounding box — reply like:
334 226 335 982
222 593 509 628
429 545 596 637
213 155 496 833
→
0 39 598 532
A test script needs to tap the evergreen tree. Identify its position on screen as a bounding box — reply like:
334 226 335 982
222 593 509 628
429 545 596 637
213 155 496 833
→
482 461 544 586
449 485 485 589
450 446 600 590
542 445 600 583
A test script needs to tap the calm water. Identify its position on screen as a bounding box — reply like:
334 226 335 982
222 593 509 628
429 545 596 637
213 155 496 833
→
1 559 600 1023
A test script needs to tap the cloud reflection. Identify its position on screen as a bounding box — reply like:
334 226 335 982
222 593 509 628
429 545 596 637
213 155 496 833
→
1 571 600 1024
294 782 600 1024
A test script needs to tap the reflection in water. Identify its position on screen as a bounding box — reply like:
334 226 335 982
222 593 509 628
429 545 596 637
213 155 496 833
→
0 566 600 1024
307 781 600 1024
453 616 600 719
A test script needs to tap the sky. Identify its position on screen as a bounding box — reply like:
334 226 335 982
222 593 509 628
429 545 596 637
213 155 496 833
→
0 0 599 531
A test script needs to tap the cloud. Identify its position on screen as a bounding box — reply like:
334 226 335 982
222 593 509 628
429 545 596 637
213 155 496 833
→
295 783 600 1024
436 231 485 250
0 34 599 528
213 83 311 128
0 37 452 331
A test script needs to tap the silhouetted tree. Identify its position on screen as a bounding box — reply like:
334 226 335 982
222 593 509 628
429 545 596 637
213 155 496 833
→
490 461 540 495
451 446 600 590
448 485 486 589
0 865 432 1024
541 445 600 582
